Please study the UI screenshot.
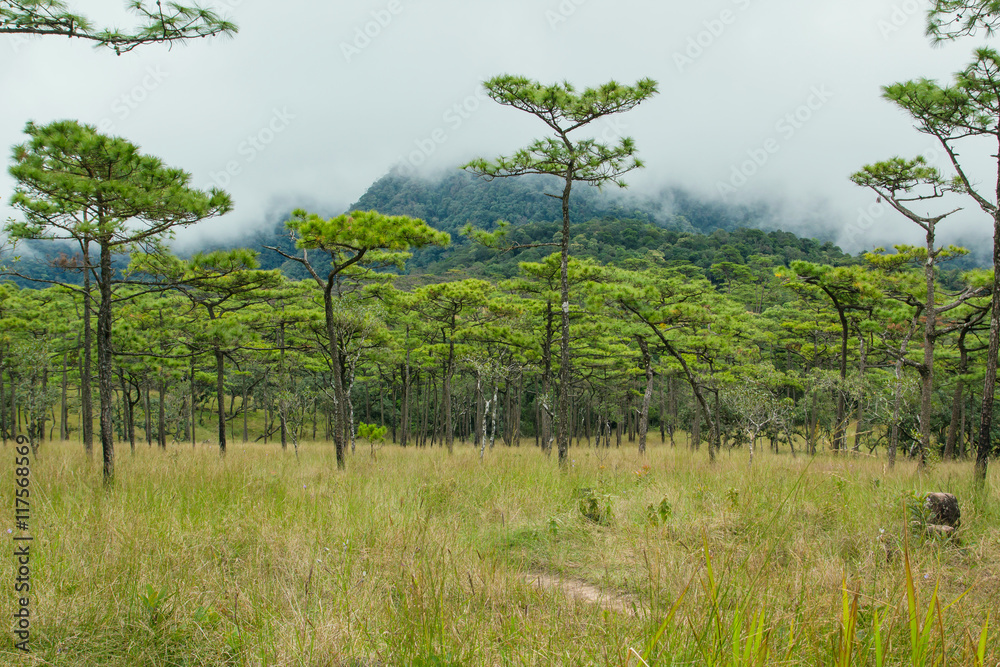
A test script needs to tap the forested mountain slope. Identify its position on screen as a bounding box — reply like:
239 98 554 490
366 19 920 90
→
0 170 891 286
349 170 771 237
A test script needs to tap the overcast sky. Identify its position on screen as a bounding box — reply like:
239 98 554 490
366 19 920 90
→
1 0 995 256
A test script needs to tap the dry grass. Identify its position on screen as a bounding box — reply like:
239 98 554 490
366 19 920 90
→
1 437 997 665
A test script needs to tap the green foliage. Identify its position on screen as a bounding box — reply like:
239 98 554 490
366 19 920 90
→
0 1 237 53
927 1 1000 40
8 120 232 244
906 491 936 535
137 583 173 627
357 422 387 442
646 497 673 526
463 75 658 188
576 487 613 525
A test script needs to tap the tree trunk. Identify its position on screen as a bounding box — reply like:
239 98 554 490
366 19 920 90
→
833 302 849 451
158 373 167 450
557 170 574 466
945 328 969 460
144 382 152 447
81 244 94 457
540 302 554 455
889 357 904 469
323 285 348 469
475 370 484 449
119 373 135 453
401 333 411 448
691 397 701 451
60 351 69 441
215 347 227 455
853 336 867 453
917 226 938 467
638 338 654 455
0 347 6 442
975 216 1000 484
242 381 249 443
97 241 115 484
189 358 196 447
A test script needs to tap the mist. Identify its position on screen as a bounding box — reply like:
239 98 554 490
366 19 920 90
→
1 0 995 258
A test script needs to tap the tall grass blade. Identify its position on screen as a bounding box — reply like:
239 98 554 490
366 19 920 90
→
836 578 859 667
640 575 690 663
975 614 989 667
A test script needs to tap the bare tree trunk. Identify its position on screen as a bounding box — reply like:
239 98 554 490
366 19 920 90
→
975 222 1000 484
215 348 227 455
158 373 166 450
889 357 904 469
118 373 135 453
475 370 484 449
0 347 6 442
637 337 653 455
557 171 573 466
853 336 867 453
691 398 701 451
81 247 94 457
444 344 454 453
189 358 196 447
945 329 970 460
489 383 499 450
401 346 411 447
97 242 115 483
60 351 69 441
242 382 249 443
144 382 152 447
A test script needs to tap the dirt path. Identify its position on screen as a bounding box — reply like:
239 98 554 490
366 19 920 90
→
522 572 639 615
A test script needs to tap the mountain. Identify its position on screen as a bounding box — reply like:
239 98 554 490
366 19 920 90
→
348 169 776 237
1 171 863 288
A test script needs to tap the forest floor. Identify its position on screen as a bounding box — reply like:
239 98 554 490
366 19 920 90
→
1 437 999 666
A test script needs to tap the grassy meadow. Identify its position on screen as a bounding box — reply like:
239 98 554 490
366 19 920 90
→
2 437 999 666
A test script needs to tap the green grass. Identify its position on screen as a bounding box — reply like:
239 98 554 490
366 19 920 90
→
2 438 998 665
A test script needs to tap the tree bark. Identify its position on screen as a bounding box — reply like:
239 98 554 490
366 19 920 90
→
557 169 574 466
975 216 1000 484
853 336 867 453
60 351 68 441
81 242 94 457
97 240 115 484
158 373 166 450
945 327 970 460
323 284 348 469
215 348 227 455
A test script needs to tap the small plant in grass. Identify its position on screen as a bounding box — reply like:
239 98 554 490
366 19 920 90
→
903 534 941 666
725 487 740 510
358 421 388 459
192 605 221 628
137 583 173 627
577 487 613 526
905 491 935 538
971 614 990 667
646 497 673 526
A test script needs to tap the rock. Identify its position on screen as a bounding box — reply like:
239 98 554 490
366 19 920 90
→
923 493 961 528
